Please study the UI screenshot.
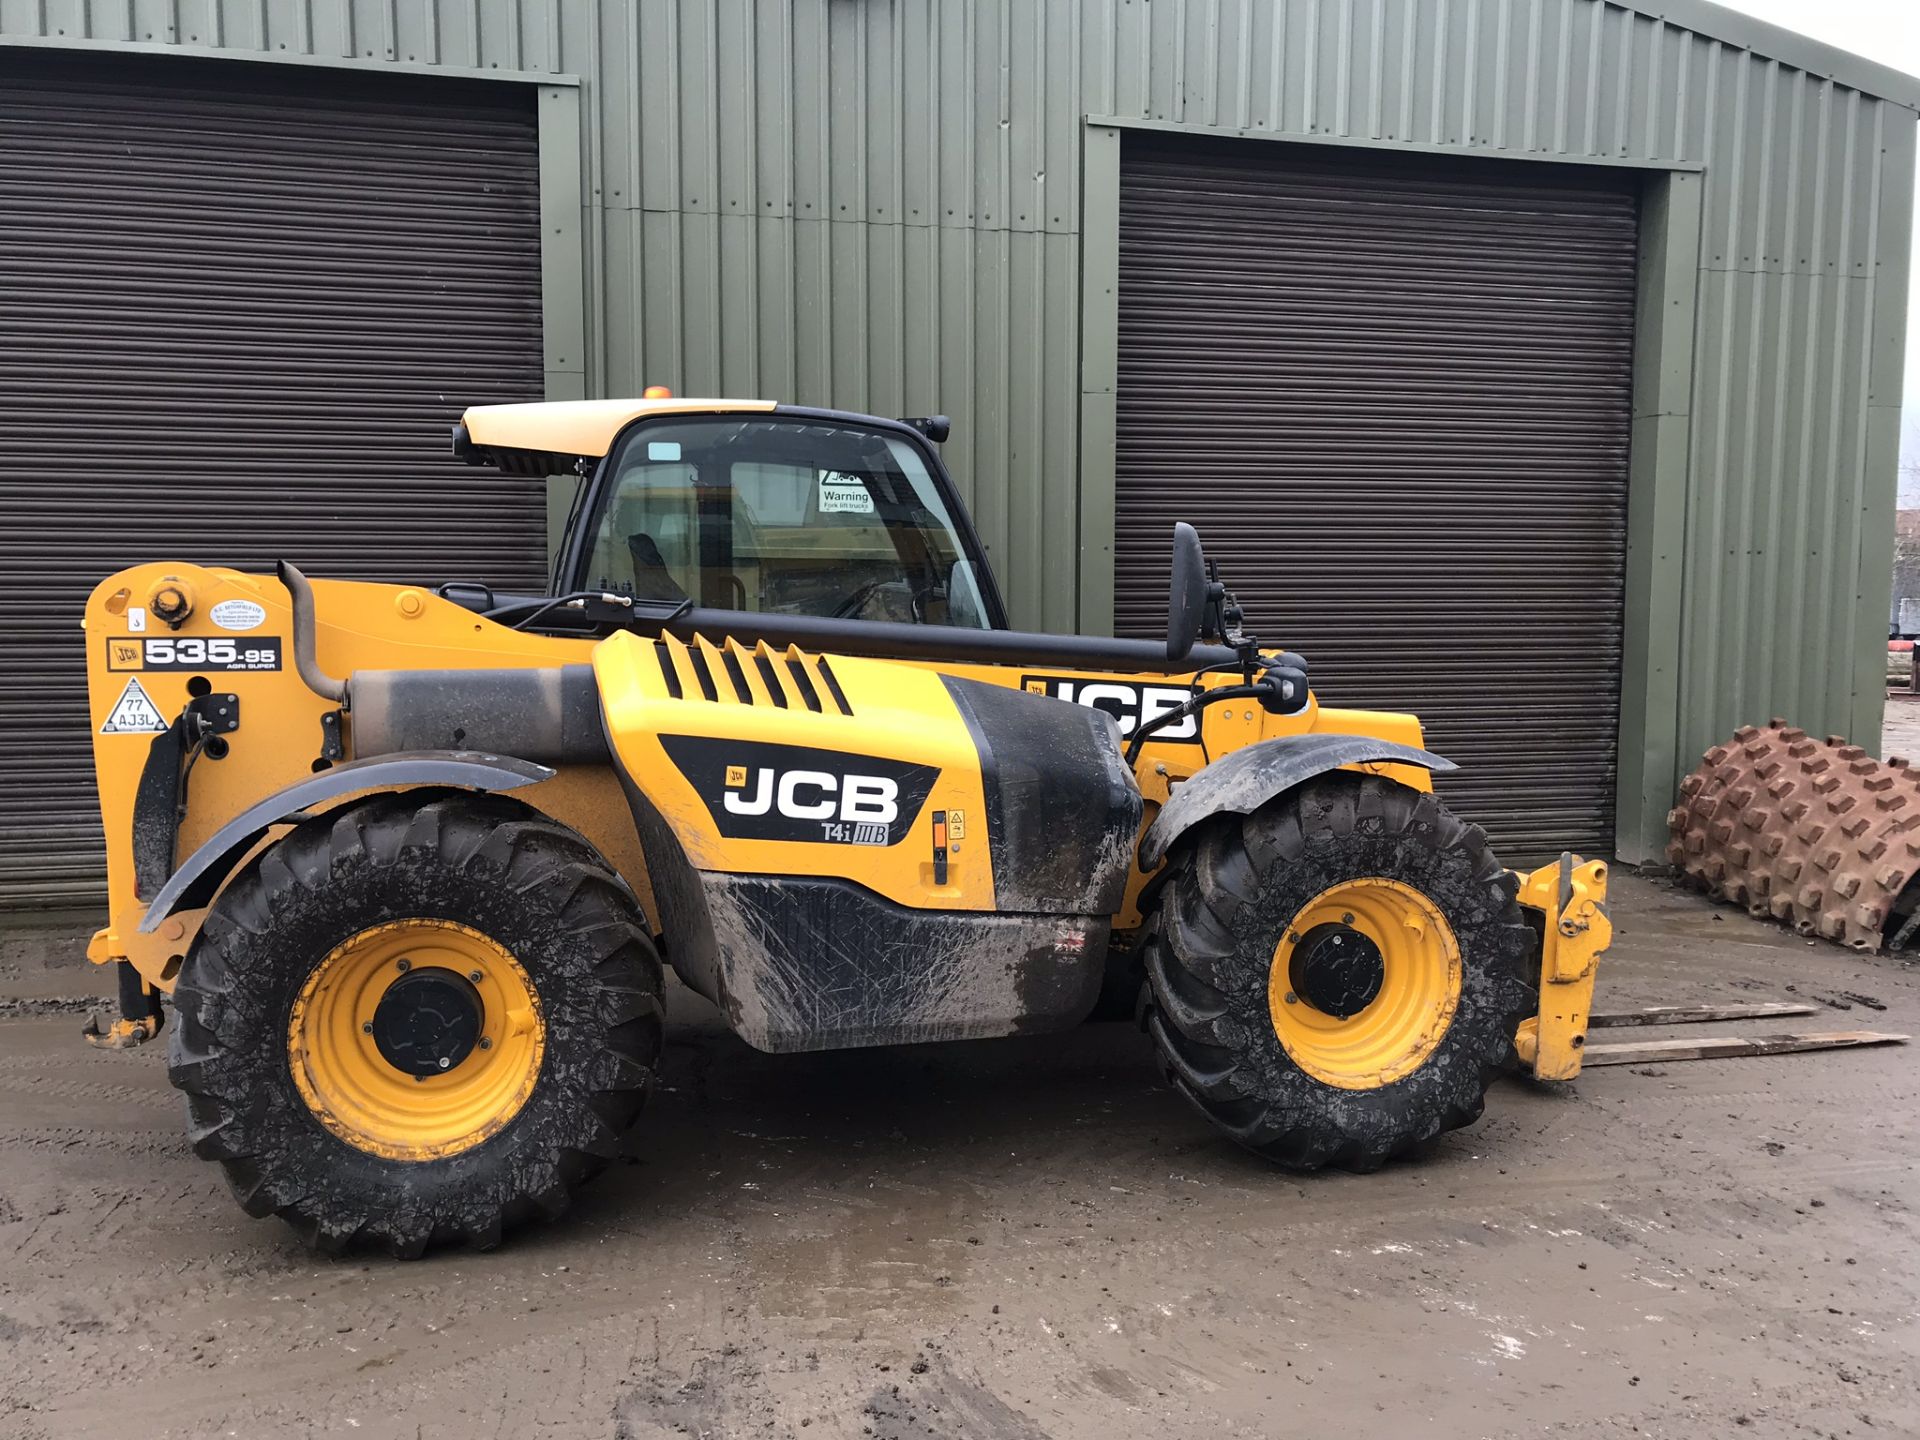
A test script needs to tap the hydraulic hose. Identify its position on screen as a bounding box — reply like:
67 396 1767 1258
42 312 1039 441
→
277 560 351 707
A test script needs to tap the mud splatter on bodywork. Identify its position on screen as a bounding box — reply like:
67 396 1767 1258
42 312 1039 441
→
700 872 1109 1051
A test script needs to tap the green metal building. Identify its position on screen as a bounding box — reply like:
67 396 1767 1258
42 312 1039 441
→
2 0 1915 903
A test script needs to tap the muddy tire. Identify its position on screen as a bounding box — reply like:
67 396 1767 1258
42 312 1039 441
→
168 790 663 1257
1140 773 1533 1171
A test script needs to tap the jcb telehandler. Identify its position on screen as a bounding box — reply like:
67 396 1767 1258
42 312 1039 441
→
80 397 1609 1255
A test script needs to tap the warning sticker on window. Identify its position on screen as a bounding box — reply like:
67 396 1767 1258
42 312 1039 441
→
100 676 169 735
817 472 875 515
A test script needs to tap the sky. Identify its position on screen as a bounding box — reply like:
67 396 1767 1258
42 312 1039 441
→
1713 1 1920 496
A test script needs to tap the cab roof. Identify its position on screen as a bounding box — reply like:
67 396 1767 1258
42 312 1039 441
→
457 397 777 473
455 397 951 475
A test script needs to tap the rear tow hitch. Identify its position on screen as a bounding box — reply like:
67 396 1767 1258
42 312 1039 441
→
83 960 167 1050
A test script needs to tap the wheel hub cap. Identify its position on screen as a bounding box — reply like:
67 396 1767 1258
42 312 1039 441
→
1267 877 1463 1090
1288 923 1385 1019
371 967 485 1077
287 919 545 1161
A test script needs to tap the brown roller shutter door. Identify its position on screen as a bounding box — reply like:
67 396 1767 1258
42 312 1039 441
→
0 56 546 907
1114 138 1638 861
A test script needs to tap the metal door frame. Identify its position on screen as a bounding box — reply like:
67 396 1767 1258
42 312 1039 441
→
0 37 585 414
1077 117 1704 862
0 44 573 906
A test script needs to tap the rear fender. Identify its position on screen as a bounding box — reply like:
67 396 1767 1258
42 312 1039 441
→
1138 734 1455 869
136 751 553 931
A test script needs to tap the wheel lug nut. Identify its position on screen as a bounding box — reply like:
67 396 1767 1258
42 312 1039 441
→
468 970 483 984
479 1037 492 1050
1283 991 1298 1005
1340 912 1354 924
361 1022 373 1034
395 958 411 972
438 1056 451 1070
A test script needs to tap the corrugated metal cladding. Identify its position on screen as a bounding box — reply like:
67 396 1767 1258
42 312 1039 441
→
1112 140 1638 859
0 0 1912 866
10 0 1882 645
0 54 545 906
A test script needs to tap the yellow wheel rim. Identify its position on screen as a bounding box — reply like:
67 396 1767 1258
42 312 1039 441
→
288 920 545 1161
1267 878 1462 1091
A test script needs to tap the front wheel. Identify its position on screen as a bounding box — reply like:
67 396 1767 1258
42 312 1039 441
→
168 791 664 1256
1140 773 1532 1171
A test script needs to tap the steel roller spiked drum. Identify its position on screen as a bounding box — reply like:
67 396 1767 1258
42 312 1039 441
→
1668 719 1920 953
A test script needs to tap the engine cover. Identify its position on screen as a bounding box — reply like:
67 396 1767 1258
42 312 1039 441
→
593 631 1143 1050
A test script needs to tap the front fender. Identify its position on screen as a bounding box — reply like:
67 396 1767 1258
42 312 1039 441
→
136 751 554 931
1138 735 1454 869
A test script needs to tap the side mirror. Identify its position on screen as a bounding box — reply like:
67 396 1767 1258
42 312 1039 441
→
1167 522 1209 661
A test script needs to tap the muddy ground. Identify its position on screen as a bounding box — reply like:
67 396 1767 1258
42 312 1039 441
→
1 869 1917 1440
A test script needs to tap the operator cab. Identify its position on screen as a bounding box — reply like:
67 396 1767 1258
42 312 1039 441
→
448 396 1306 719
571 413 1001 629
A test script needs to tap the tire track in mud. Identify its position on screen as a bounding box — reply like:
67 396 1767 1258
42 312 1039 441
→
0 1074 181 1112
0 997 102 1018
0 1126 184 1158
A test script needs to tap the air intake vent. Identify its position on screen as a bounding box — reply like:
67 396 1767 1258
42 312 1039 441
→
652 634 853 715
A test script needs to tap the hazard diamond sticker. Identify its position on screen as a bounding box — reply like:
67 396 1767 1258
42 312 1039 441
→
100 677 169 735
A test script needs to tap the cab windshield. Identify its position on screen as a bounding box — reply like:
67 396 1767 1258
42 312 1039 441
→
578 416 995 628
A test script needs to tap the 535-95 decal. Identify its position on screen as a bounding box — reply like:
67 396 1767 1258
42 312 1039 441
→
107 635 282 672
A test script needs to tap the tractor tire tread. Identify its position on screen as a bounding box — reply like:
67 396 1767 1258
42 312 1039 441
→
1139 772 1533 1173
168 791 663 1257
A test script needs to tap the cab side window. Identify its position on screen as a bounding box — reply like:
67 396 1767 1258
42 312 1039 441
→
579 419 993 628
588 460 698 602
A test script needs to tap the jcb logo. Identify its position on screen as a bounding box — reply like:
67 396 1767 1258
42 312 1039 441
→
724 765 900 825
1021 676 1200 743
660 735 940 848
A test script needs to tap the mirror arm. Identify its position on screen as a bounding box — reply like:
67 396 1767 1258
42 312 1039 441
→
1123 662 1308 766
1126 685 1250 765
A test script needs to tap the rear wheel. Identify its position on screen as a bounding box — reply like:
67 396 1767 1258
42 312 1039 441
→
168 791 663 1256
1140 773 1532 1170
